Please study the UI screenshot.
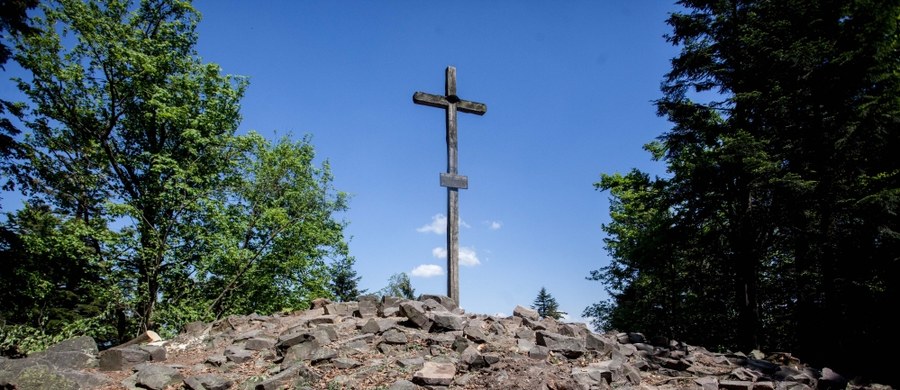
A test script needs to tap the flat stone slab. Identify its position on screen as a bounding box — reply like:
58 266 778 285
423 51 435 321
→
135 364 183 390
432 312 465 331
397 356 425 369
99 346 150 371
244 336 276 351
361 318 397 334
382 329 408 344
223 346 252 363
536 331 586 358
513 305 540 321
413 361 456 386
333 358 361 369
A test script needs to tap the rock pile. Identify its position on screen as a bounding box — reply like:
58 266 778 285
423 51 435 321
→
0 294 892 389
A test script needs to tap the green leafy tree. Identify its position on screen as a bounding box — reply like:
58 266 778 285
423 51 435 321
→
178 133 350 324
379 272 415 300
8 0 354 342
12 0 246 334
532 287 564 320
587 0 899 382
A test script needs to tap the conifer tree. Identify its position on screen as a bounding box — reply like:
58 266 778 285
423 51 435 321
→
329 256 365 302
586 0 899 383
532 287 564 320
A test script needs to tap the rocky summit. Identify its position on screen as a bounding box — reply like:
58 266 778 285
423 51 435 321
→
0 295 892 390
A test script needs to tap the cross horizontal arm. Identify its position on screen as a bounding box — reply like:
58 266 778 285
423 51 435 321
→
413 92 488 116
457 100 487 115
413 92 448 108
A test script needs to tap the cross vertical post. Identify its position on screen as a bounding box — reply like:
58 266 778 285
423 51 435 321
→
413 66 487 305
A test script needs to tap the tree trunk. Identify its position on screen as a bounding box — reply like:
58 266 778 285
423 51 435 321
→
734 190 760 352
137 207 160 333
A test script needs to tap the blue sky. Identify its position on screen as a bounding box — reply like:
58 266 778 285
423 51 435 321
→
187 0 679 321
4 1 680 323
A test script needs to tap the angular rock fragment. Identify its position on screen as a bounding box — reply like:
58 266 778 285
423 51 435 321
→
513 305 540 321
204 355 227 367
244 336 276 351
380 296 402 316
515 327 535 341
184 374 234 390
308 314 340 325
585 333 613 355
99 346 150 371
256 363 318 390
694 376 719 390
397 356 424 369
535 331 586 358
224 346 253 363
452 335 470 353
528 345 550 360
325 302 358 316
11 365 82 390
432 312 465 331
463 325 488 343
357 299 378 318
412 361 456 386
361 318 397 334
388 379 420 390
399 301 433 331
572 364 612 388
309 347 337 363
381 328 408 345
720 379 755 390
333 357 361 369
418 294 458 311
139 345 167 362
134 364 183 390
284 339 321 362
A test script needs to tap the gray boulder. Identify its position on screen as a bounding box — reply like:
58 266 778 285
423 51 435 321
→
134 364 183 390
512 305 539 321
536 331 586 358
99 346 150 371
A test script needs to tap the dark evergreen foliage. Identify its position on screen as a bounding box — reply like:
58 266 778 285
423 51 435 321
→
532 287 565 320
329 256 365 302
0 0 37 67
586 0 899 384
0 0 37 198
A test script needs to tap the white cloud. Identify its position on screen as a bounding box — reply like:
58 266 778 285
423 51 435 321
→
416 214 469 234
488 221 502 230
417 214 447 234
460 247 480 266
559 313 591 325
430 246 480 267
411 264 444 278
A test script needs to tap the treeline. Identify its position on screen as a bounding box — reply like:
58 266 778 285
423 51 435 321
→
0 0 362 355
584 0 898 383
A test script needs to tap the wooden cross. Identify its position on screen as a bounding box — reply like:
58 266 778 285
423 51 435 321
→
413 66 487 305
